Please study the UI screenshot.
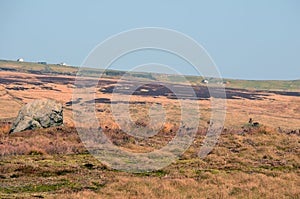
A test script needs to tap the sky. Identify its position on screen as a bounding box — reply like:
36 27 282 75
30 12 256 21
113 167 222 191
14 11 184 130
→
0 0 300 80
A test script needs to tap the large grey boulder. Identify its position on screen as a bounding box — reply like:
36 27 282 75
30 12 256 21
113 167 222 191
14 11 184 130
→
9 99 63 134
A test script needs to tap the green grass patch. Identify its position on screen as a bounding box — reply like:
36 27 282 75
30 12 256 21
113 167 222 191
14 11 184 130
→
0 180 79 194
135 169 168 177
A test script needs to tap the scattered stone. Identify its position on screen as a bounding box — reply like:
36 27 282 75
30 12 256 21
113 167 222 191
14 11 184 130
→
249 118 253 125
248 118 260 127
288 130 300 136
253 122 260 127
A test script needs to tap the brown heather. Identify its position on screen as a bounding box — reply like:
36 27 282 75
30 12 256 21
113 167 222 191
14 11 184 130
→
0 123 299 198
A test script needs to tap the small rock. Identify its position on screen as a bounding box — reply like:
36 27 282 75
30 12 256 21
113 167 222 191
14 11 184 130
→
252 122 260 127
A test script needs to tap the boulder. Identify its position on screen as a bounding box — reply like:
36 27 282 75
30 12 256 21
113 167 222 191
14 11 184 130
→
9 99 63 134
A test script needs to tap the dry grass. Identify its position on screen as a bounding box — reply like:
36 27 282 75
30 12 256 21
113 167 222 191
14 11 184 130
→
0 122 10 134
0 124 86 156
0 69 300 198
0 124 299 198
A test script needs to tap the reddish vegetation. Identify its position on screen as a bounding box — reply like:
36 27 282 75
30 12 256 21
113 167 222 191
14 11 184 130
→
0 125 86 156
0 122 299 198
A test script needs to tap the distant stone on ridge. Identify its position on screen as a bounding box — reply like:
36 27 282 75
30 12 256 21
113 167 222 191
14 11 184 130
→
9 99 63 134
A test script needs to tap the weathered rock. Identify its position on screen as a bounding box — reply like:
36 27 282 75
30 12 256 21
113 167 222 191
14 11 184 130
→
9 99 63 133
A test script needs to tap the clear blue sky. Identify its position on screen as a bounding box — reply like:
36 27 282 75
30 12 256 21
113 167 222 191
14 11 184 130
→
1 0 299 80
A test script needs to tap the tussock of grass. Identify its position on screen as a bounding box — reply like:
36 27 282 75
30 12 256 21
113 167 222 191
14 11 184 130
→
0 125 86 156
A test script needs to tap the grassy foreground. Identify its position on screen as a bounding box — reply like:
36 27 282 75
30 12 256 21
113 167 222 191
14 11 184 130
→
0 124 299 198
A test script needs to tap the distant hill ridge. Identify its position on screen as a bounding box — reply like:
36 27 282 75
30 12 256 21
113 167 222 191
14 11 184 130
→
0 59 299 91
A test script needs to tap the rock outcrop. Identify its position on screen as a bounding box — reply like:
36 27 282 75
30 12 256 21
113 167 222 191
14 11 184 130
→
9 99 63 134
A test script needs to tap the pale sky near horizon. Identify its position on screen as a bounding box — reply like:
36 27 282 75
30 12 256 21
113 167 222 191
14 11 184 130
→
0 0 299 80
